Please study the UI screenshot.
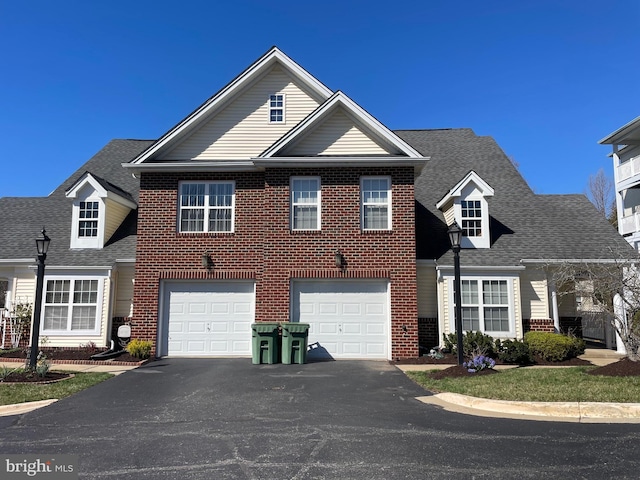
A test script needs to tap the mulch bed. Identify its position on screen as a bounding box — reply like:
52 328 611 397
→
0 349 143 364
587 358 640 377
0 371 72 384
429 365 500 380
393 352 591 367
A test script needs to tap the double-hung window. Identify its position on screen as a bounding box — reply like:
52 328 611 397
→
291 177 320 230
453 278 512 335
78 201 99 237
269 94 284 123
179 182 235 233
461 200 482 237
361 176 391 230
42 278 101 334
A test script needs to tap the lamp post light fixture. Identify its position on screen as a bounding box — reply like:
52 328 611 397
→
447 222 464 366
29 228 50 371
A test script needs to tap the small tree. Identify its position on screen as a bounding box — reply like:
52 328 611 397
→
587 168 614 220
551 255 640 362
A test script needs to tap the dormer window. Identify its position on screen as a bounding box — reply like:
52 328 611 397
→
436 170 494 249
461 200 482 237
269 94 285 123
66 172 137 250
79 201 99 237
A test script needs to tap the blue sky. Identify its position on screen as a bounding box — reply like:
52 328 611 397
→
2 0 639 198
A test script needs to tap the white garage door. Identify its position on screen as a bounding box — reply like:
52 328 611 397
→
291 280 389 359
161 281 254 357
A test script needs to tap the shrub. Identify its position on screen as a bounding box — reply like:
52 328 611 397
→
495 339 532 365
524 331 586 362
443 331 496 358
126 339 152 359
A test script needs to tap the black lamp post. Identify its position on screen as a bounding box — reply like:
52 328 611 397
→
29 228 50 371
447 222 464 366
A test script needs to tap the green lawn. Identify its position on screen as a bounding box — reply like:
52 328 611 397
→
0 372 113 406
407 367 640 403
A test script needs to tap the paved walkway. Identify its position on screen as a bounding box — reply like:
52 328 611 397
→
1 348 637 422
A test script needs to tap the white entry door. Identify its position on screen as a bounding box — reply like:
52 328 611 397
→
291 280 389 359
161 281 254 356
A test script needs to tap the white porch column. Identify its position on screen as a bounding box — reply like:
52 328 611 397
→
613 293 627 355
550 279 560 332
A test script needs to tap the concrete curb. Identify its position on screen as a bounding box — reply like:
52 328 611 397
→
416 393 640 423
0 399 58 417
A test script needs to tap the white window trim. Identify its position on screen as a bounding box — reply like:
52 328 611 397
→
269 93 285 124
454 195 490 249
361 176 392 231
448 275 516 337
40 276 104 336
177 181 236 233
70 198 105 249
290 176 321 231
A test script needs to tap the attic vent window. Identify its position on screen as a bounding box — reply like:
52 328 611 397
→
269 94 284 123
461 200 482 237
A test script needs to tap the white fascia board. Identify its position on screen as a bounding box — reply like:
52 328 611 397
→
0 259 35 265
599 116 640 145
123 161 262 174
435 170 494 210
261 91 423 159
252 156 428 169
129 47 333 165
435 265 525 271
65 173 108 199
435 265 525 282
114 259 136 266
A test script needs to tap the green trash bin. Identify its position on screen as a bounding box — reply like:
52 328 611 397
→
251 323 280 365
281 322 310 364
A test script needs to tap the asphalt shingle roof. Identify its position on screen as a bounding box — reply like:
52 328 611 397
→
395 128 635 266
0 131 633 268
0 139 153 266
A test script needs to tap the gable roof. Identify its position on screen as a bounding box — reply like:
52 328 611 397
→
0 139 153 266
260 91 423 159
128 47 333 167
65 171 136 208
435 170 494 211
396 128 635 266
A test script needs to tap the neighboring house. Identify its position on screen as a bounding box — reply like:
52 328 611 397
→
1 47 633 359
599 116 640 252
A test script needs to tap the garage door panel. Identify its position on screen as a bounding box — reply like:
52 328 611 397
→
293 280 389 359
164 281 254 357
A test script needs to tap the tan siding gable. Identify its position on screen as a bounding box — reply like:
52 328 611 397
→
104 199 131 244
282 109 392 156
114 266 135 318
161 66 322 160
443 205 455 226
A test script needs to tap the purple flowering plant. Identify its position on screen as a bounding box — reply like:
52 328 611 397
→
463 354 496 373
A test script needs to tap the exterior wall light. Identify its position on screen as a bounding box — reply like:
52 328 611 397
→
335 250 346 270
201 251 213 271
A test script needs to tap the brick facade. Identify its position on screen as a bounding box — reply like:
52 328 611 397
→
132 167 419 359
523 318 555 333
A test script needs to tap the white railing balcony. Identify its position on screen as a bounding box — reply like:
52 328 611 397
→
620 212 640 235
617 155 640 183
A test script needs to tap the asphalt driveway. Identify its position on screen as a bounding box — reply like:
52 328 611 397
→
2 359 640 479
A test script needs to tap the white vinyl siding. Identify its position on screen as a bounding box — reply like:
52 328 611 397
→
520 269 549 320
114 266 135 318
361 176 391 230
417 265 438 318
161 66 322 160
179 181 235 233
104 199 132 244
283 109 392 156
291 177 320 230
